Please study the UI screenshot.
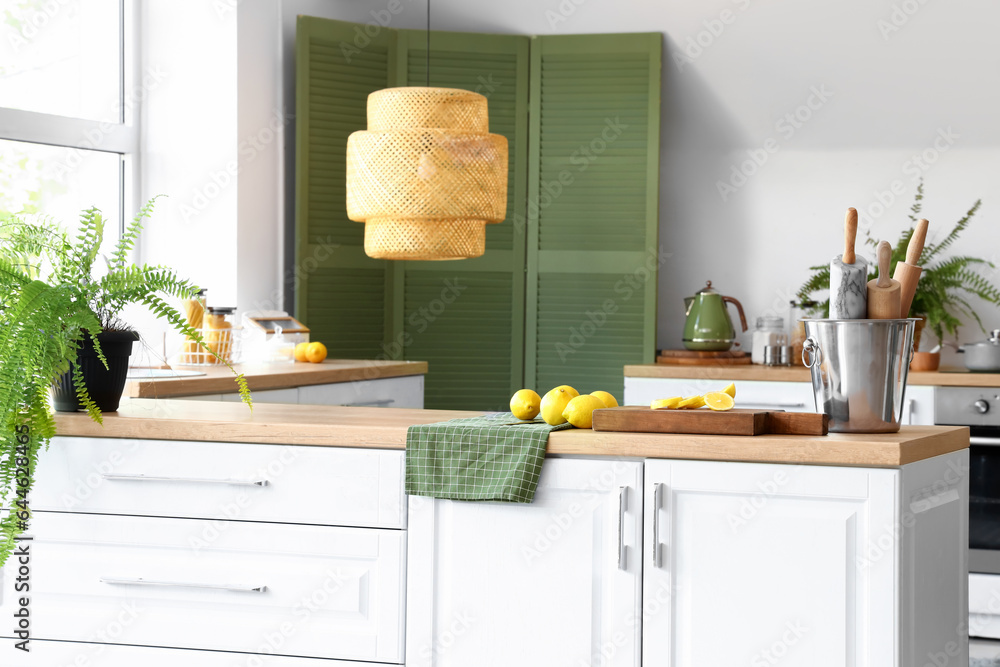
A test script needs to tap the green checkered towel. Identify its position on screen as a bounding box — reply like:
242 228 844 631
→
406 412 572 503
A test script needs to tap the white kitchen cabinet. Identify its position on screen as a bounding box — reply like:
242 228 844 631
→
6 640 380 667
643 452 968 666
406 458 643 667
31 437 408 529
297 374 424 408
624 377 936 425
160 374 425 408
0 512 407 663
625 377 814 411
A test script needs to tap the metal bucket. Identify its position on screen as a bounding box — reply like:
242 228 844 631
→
802 319 917 433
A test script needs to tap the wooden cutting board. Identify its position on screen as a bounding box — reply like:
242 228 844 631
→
592 407 829 436
656 349 751 366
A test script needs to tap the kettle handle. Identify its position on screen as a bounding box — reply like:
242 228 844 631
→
722 296 748 332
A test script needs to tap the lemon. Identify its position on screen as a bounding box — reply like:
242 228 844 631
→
540 386 576 425
704 391 735 411
563 394 605 429
651 396 683 410
554 384 579 399
510 389 541 420
293 342 310 362
677 395 706 409
722 382 736 399
590 391 618 408
305 341 327 363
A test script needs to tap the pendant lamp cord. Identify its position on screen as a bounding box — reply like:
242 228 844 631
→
425 0 430 86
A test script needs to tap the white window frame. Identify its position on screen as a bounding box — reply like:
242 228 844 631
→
0 0 141 239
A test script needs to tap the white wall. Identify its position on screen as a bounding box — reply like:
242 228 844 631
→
257 0 1000 362
140 0 238 306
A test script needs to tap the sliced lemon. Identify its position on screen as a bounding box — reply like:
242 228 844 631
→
704 391 735 411
563 394 606 429
590 390 619 408
722 382 736 399
677 395 706 409
510 389 541 420
651 396 683 410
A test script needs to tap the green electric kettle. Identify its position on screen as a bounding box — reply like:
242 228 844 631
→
683 281 748 351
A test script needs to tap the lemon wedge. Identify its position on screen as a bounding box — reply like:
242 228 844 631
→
651 396 683 410
722 382 736 399
704 391 735 411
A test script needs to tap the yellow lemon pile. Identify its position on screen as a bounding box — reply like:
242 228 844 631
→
509 385 619 429
651 382 736 412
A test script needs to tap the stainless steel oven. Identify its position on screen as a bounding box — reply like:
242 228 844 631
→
936 386 1000 640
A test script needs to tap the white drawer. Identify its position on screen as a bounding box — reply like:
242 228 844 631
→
0 512 406 663
298 375 424 408
4 639 383 666
32 437 407 529
625 377 815 411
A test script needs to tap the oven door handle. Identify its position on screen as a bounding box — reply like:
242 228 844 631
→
971 436 1000 447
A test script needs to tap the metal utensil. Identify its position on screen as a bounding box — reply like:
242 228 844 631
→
956 329 1000 372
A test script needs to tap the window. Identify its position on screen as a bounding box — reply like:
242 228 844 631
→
0 0 138 239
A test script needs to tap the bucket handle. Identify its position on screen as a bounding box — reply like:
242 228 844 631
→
802 337 823 368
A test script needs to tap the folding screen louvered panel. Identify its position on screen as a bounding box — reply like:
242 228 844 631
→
393 30 529 410
525 34 661 402
295 17 395 358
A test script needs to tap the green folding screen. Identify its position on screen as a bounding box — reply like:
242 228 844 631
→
295 17 661 409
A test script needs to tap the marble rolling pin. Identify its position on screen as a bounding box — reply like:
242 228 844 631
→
892 218 929 317
867 240 901 319
829 208 869 319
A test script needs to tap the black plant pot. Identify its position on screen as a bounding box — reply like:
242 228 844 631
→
53 330 141 413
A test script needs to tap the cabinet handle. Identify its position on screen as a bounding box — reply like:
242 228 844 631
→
618 485 628 571
971 437 1000 447
738 402 807 409
100 577 267 593
652 482 663 568
341 399 395 407
904 399 916 425
102 473 270 487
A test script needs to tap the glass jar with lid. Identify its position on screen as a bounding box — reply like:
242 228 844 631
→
751 316 787 365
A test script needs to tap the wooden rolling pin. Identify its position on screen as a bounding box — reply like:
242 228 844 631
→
829 208 868 319
892 218 929 317
868 240 901 319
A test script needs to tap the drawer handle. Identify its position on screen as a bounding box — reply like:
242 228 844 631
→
342 399 395 407
102 473 270 487
100 577 268 593
739 402 807 409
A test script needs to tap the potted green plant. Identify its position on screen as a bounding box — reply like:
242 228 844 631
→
796 182 1000 350
0 200 251 565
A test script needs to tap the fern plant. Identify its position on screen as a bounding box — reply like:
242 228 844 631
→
796 182 1000 344
0 200 251 566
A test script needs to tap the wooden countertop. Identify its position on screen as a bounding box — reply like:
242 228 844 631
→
625 364 1000 387
54 399 969 468
126 359 428 398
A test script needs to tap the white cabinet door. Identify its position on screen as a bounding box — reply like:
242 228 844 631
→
298 375 424 408
643 459 897 667
0 512 406 663
5 640 379 666
406 458 643 667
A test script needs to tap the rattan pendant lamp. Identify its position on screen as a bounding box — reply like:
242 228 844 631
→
345 2 508 260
